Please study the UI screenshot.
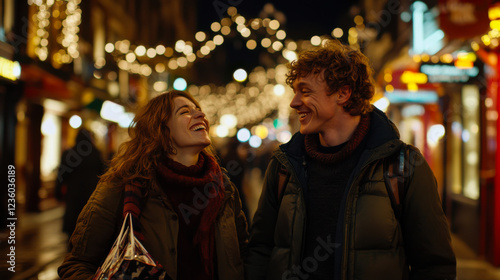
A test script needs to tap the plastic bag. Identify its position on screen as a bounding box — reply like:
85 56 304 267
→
93 213 167 280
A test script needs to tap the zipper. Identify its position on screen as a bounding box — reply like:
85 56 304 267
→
279 150 308 265
302 156 308 183
341 178 358 280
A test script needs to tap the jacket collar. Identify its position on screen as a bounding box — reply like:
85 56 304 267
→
280 106 400 156
363 106 400 149
276 106 402 182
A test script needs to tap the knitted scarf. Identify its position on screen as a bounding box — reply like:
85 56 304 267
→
124 181 147 241
156 151 225 277
305 113 371 164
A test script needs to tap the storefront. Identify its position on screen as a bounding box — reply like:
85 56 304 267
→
417 51 496 263
437 0 500 265
476 46 500 266
0 41 22 229
16 64 74 212
378 49 488 256
383 68 446 198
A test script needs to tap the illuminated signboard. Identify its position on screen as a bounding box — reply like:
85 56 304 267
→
412 1 444 55
385 89 439 104
0 56 21 81
401 71 428 84
419 63 479 83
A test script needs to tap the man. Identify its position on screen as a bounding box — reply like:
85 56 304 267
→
245 40 456 280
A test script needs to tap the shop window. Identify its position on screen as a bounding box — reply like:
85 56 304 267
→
462 85 480 199
448 84 480 200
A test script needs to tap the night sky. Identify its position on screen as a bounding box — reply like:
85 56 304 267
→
194 0 359 85
198 0 357 40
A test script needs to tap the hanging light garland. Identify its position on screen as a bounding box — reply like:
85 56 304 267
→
105 6 291 75
28 0 53 61
61 0 81 61
28 0 82 65
103 5 360 131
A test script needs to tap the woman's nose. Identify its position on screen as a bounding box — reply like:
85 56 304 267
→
194 109 205 118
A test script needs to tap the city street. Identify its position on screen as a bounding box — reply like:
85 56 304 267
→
0 203 499 280
1 0 500 279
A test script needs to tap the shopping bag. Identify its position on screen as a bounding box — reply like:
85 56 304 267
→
93 213 167 280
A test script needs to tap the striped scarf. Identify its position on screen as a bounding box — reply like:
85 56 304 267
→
123 181 146 241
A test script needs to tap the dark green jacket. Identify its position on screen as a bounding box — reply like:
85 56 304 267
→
58 173 248 280
246 107 456 280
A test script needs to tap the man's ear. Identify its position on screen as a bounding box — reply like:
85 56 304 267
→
337 86 351 105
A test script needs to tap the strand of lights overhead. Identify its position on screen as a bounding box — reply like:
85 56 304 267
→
61 0 82 61
101 3 361 130
105 27 347 129
28 0 82 64
28 3 362 132
186 63 293 136
27 2 371 139
28 0 53 61
105 4 326 77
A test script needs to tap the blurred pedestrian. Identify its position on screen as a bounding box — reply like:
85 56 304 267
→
55 128 105 238
245 40 456 279
58 90 248 280
219 136 250 220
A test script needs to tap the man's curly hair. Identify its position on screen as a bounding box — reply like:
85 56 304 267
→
286 40 375 115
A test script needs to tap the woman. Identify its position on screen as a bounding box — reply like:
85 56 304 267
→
58 90 248 280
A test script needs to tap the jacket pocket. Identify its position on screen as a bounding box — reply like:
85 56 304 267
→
352 247 407 280
72 207 94 256
216 204 245 279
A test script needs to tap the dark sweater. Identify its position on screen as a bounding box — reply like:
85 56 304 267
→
301 114 370 280
303 143 364 279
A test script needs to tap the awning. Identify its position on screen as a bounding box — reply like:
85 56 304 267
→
20 64 72 100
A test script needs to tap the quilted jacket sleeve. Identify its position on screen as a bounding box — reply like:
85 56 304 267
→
58 181 124 280
245 158 281 280
402 147 456 280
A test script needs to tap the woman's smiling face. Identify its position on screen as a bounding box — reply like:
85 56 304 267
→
167 96 211 154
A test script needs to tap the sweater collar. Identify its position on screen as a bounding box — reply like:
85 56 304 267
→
304 113 370 164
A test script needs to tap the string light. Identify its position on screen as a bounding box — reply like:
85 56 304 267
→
104 5 299 76
29 0 81 64
27 2 362 131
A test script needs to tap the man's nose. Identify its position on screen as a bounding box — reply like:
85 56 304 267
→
290 93 302 109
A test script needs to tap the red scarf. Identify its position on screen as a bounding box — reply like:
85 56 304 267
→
156 151 224 278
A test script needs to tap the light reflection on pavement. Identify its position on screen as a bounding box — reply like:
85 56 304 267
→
0 207 67 280
0 205 500 279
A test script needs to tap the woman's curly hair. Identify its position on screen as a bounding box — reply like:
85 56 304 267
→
286 40 375 115
100 90 216 186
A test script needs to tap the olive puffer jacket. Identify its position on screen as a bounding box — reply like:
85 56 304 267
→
245 107 456 280
58 172 248 280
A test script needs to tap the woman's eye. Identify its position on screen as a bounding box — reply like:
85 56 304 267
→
180 110 189 115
